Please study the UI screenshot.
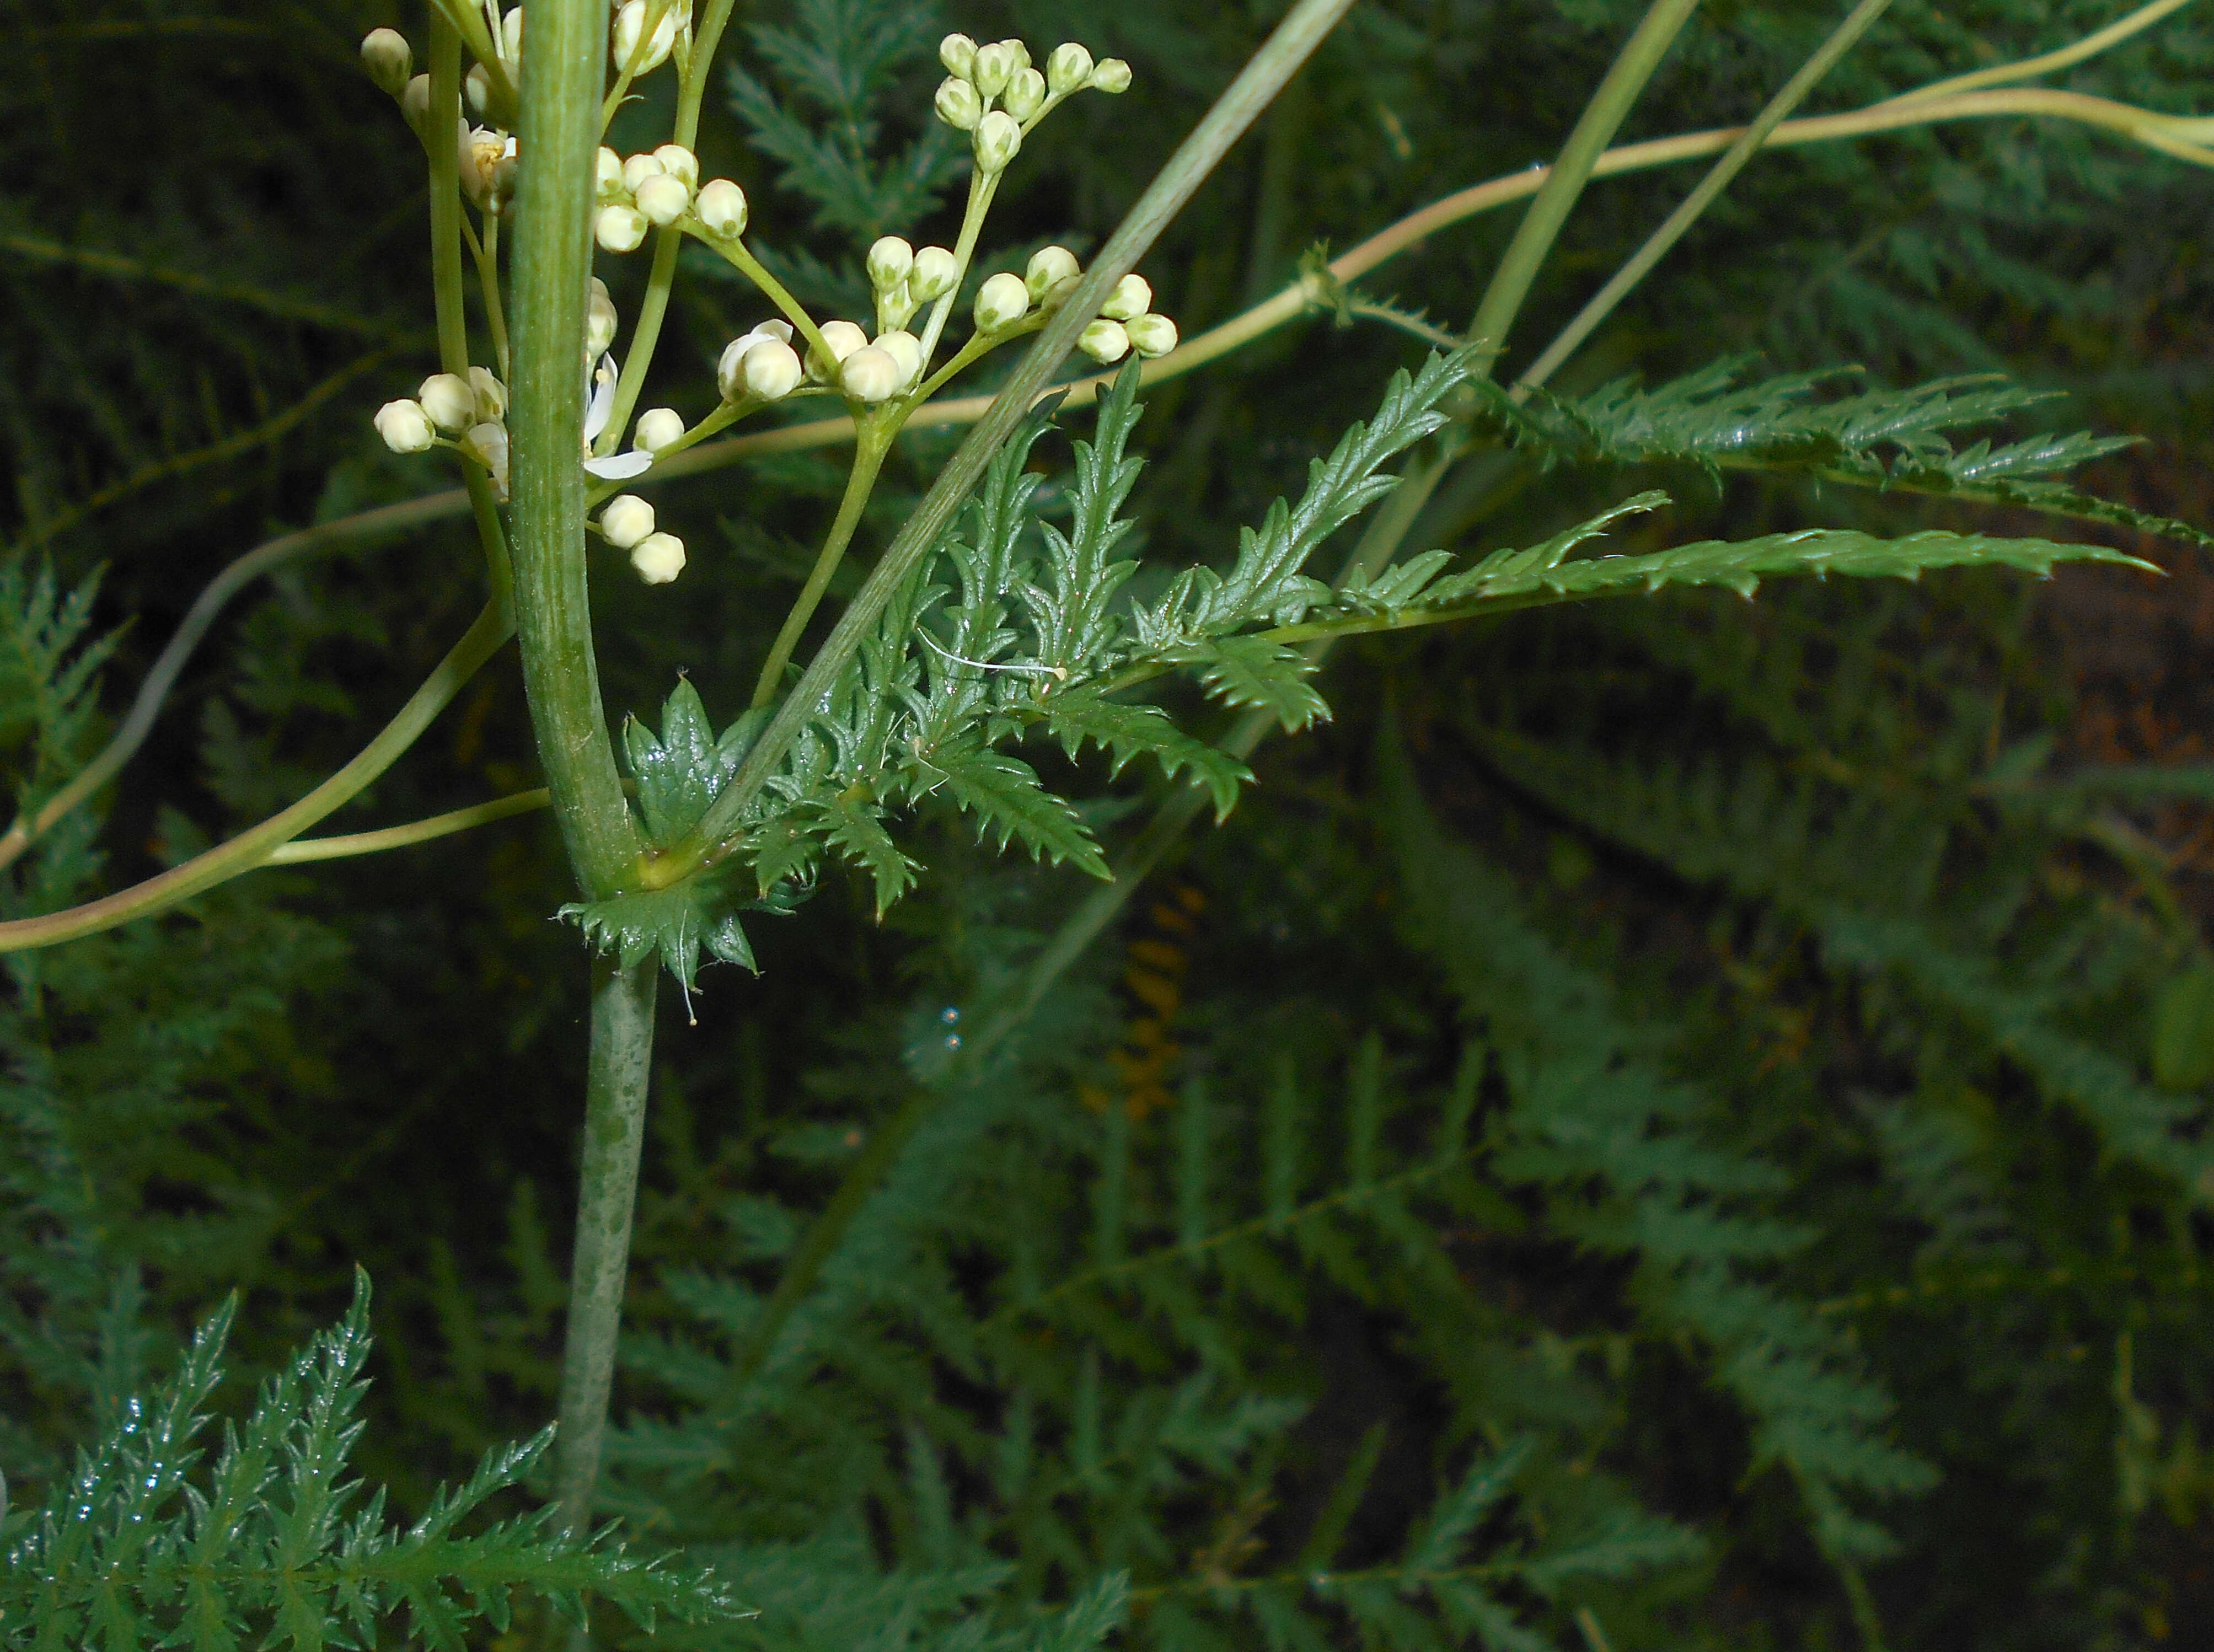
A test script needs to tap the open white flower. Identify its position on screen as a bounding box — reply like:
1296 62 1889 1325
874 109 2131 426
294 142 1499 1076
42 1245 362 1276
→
463 421 510 497
581 353 654 480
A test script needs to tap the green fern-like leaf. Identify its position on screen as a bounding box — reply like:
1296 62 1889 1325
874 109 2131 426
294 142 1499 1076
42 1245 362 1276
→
917 739 1109 879
0 1273 742 1649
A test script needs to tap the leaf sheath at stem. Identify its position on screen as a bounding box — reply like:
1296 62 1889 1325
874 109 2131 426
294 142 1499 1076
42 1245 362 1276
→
554 957 659 1535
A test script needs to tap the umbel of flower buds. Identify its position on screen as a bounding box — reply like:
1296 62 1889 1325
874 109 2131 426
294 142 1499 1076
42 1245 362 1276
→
360 29 411 95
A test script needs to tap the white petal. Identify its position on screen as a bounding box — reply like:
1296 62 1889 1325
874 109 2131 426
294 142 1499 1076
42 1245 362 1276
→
582 353 619 443
585 450 655 480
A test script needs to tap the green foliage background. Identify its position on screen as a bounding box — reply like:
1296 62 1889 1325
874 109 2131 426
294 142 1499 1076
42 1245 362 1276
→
4 0 2214 1645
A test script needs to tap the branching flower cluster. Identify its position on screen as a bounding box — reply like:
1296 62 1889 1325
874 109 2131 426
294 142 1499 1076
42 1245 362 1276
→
358 8 1176 592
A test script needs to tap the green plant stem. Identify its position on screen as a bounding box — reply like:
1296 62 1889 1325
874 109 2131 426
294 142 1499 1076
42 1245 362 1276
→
553 956 660 1535
1465 0 1704 368
1889 0 2196 104
750 423 893 708
916 171 1004 366
657 0 1362 886
0 599 512 952
700 236 834 363
509 0 639 901
1517 0 1894 392
266 788 551 862
674 0 736 146
478 214 511 379
597 227 683 456
428 15 471 373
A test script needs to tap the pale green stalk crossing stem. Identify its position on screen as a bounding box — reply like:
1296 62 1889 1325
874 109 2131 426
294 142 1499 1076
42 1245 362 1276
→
751 425 894 707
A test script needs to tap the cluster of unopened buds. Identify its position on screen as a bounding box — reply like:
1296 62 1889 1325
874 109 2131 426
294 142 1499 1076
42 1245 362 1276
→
375 368 512 494
931 33 1129 178
362 13 1177 588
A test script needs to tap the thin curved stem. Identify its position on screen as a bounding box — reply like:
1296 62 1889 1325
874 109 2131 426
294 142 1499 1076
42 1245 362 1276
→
700 236 834 364
0 492 476 874
750 424 894 709
1888 0 2198 105
0 599 513 952
916 172 1003 367
264 788 551 863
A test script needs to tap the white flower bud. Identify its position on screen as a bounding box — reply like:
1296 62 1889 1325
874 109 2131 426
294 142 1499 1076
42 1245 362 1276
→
806 319 869 382
374 399 437 454
840 346 901 404
1025 245 1080 302
417 372 476 433
867 235 914 292
909 245 958 302
1046 42 1093 97
360 29 411 95
500 6 524 62
1124 312 1178 358
401 74 431 132
587 279 619 356
469 366 507 423
634 172 690 227
716 320 794 398
464 421 509 492
612 0 678 73
695 178 747 238
596 204 648 253
1090 57 1132 94
873 330 923 388
741 338 803 401
1077 319 1130 364
971 40 1016 99
596 146 625 200
465 62 490 119
934 76 982 131
939 33 977 78
973 271 1030 334
635 406 685 453
973 110 1021 174
652 144 698 188
599 494 656 549
631 532 687 584
1003 67 1046 122
1002 39 1032 72
621 152 663 194
1101 273 1151 322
